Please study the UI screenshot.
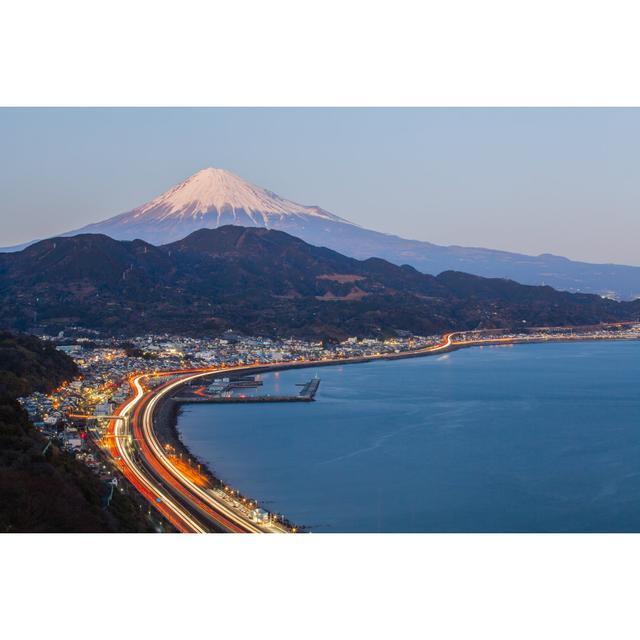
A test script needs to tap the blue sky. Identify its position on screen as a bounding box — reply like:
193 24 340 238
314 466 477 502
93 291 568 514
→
1 107 639 265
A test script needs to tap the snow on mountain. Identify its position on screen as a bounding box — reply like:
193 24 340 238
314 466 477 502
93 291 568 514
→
127 168 347 224
3 167 640 299
70 168 353 244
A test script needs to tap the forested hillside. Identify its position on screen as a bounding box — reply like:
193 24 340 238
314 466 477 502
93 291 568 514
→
0 332 152 532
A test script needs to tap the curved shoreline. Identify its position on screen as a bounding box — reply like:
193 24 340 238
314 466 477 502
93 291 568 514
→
151 333 639 530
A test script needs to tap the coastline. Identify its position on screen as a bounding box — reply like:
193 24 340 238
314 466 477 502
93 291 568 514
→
150 333 639 530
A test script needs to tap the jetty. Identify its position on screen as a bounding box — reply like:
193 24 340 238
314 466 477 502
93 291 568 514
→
173 377 321 404
296 377 321 399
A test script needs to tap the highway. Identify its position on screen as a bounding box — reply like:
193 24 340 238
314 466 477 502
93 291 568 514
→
103 329 569 533
108 373 272 532
108 376 207 532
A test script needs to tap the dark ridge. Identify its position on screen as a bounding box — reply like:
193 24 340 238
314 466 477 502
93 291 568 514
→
0 226 638 339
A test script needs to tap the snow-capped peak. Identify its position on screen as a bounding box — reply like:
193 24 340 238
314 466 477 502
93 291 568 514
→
130 167 346 226
65 167 358 247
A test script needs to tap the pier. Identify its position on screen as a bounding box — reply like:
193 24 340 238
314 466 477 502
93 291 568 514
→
173 377 321 404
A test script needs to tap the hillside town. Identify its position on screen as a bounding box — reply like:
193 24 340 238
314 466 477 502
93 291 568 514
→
18 330 439 438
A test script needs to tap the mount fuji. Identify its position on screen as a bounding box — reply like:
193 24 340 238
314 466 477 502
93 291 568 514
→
71 168 356 246
5 167 640 299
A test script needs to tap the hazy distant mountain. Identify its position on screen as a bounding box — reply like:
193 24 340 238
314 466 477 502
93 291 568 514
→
4 168 640 299
0 226 637 339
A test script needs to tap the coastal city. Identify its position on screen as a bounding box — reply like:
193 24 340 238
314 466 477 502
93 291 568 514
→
16 322 640 531
19 329 439 435
16 330 441 530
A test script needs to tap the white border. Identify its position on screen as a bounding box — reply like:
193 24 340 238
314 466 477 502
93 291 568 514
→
1 0 640 106
3 534 639 639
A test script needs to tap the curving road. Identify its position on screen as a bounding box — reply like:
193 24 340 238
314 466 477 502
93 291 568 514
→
109 372 269 532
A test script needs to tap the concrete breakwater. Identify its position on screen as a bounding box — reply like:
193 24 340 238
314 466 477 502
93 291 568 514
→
172 394 316 403
173 377 321 404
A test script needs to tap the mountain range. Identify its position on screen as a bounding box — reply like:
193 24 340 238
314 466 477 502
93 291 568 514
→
0 226 637 339
3 168 640 300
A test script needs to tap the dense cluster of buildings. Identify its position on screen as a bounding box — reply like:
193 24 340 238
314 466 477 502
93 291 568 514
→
18 331 438 450
451 323 640 344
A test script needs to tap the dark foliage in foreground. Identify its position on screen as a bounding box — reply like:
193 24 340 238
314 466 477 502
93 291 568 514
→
0 332 151 532
0 331 79 397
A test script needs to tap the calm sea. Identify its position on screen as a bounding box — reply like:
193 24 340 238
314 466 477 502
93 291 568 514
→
176 341 640 532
